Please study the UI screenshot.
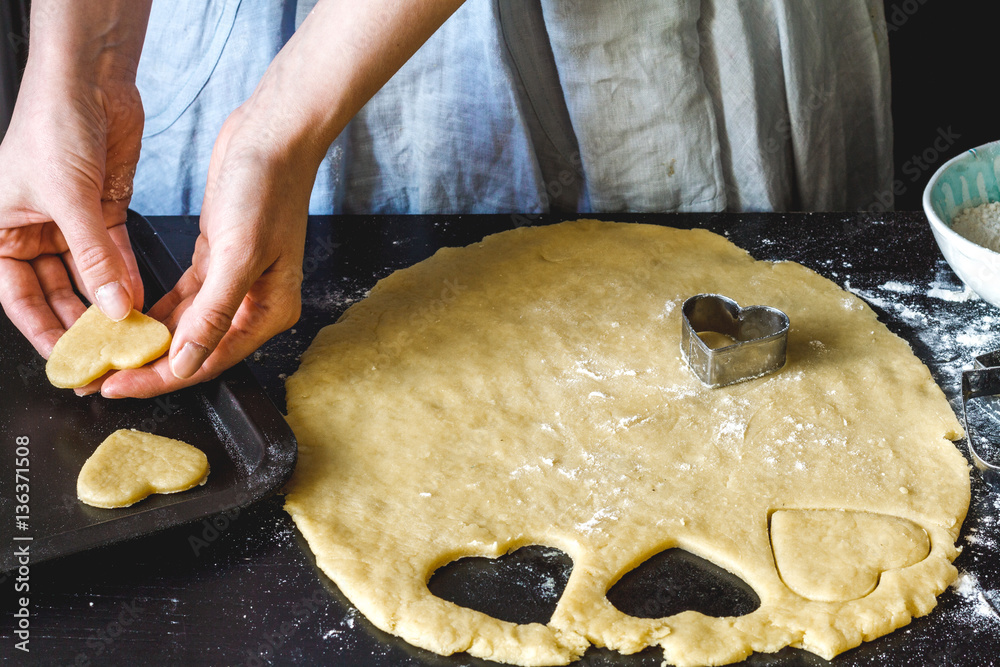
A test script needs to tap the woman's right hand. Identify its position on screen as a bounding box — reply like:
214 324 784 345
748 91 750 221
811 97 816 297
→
0 70 145 356
0 0 150 358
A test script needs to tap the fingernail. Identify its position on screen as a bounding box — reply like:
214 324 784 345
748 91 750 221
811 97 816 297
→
74 387 96 397
171 342 209 379
101 387 121 399
95 282 131 321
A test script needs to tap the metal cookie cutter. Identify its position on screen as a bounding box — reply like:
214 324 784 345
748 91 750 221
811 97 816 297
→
961 350 1000 491
681 294 790 388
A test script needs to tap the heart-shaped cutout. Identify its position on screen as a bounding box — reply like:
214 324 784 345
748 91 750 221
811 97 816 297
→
77 429 209 508
680 294 789 387
46 305 171 388
770 510 930 602
607 547 760 619
428 545 572 625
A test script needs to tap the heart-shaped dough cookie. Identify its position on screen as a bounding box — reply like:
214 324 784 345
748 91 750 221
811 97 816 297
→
46 305 171 388
771 509 931 602
77 429 210 509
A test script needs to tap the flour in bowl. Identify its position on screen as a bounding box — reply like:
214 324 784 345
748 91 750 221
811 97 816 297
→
951 202 1000 253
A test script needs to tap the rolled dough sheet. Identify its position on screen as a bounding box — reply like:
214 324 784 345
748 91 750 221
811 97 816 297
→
45 305 171 388
283 220 970 666
77 429 209 509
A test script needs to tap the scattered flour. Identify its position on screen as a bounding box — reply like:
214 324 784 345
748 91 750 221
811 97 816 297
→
948 571 1000 628
965 528 997 550
657 300 679 321
928 284 979 303
847 285 928 328
952 202 1000 253
880 280 917 295
575 507 619 534
510 463 542 478
844 268 1000 396
574 362 603 380
716 418 747 441
925 267 980 303
537 575 557 598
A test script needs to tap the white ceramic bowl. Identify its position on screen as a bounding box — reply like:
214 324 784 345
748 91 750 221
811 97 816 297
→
923 140 1000 308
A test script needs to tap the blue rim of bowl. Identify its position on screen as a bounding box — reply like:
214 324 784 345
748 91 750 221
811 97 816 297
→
923 142 1000 259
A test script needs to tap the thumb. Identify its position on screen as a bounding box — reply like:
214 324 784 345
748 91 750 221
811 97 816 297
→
58 203 135 321
168 262 250 380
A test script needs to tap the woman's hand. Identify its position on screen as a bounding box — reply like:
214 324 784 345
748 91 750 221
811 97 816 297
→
97 105 312 398
0 66 146 357
66 0 466 398
0 1 151 366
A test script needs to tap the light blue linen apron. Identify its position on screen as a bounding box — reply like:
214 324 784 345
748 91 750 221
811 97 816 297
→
132 0 892 216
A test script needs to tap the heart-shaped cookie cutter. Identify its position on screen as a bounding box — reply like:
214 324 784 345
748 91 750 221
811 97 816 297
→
681 294 790 388
961 350 1000 491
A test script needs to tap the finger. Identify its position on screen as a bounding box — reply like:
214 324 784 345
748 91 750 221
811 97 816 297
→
167 255 257 380
38 221 69 255
0 222 66 259
0 257 66 357
157 291 197 333
147 267 203 324
30 254 87 330
73 370 113 397
101 355 196 399
61 246 87 300
61 238 142 320
107 223 145 312
101 309 266 399
55 200 134 321
102 265 301 398
58 224 140 308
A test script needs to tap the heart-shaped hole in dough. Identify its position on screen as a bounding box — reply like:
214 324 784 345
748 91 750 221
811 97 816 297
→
607 548 761 619
428 545 573 625
770 509 930 602
46 305 171 388
77 429 210 509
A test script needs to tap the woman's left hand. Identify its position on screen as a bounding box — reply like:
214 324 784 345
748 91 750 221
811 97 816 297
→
95 0 468 398
97 104 315 398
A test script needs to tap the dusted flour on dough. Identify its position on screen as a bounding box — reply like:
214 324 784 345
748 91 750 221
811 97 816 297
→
283 220 969 666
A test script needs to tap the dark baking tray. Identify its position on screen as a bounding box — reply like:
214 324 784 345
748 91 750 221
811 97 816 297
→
0 210 297 571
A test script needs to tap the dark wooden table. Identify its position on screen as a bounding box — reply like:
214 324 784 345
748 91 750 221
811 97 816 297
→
3 212 999 666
